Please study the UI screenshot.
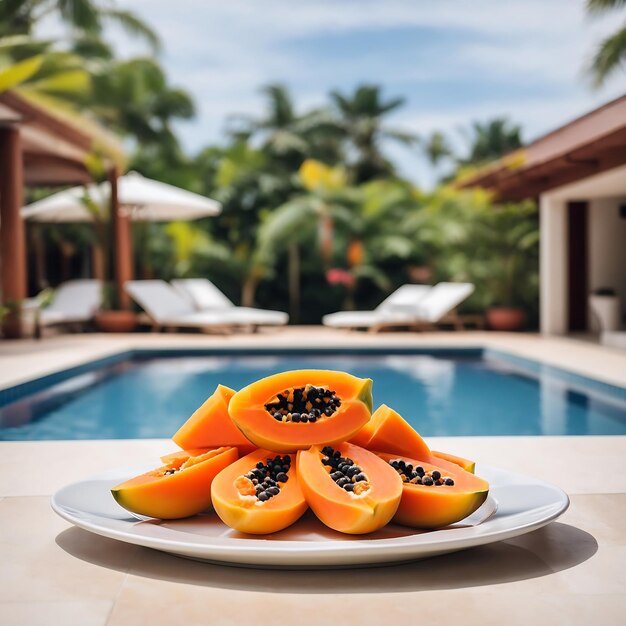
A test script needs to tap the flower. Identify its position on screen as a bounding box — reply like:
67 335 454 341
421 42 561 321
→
326 268 356 288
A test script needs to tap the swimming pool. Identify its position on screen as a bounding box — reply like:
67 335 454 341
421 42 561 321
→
1 348 625 440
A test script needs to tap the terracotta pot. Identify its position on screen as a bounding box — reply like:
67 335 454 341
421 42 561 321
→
94 310 137 333
486 307 525 331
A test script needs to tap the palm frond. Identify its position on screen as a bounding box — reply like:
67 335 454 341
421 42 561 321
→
587 0 626 13
57 0 101 33
100 9 162 53
26 68 90 95
0 54 42 92
589 23 626 86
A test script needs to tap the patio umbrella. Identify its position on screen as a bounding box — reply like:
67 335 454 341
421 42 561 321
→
21 171 221 222
21 171 221 307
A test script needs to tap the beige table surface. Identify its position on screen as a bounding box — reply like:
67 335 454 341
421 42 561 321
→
1 436 625 626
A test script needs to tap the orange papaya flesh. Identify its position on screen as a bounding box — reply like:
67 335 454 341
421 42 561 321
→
112 446 238 520
160 448 214 464
228 370 373 452
297 442 402 534
431 450 476 474
377 452 489 529
351 405 431 459
211 449 307 534
172 384 256 454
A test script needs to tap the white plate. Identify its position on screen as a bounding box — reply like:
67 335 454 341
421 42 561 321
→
51 463 569 569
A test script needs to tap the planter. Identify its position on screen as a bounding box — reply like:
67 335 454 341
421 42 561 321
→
486 307 525 331
1 303 38 339
94 310 137 333
589 295 621 333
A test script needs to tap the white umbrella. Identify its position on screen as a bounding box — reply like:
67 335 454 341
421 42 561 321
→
22 171 221 222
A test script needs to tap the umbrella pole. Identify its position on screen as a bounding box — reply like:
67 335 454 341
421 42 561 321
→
0 124 27 338
109 167 133 309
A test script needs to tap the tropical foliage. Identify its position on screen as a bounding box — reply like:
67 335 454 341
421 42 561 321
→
586 0 626 86
2 1 541 327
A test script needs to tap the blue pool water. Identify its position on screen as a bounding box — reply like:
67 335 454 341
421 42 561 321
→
1 350 625 440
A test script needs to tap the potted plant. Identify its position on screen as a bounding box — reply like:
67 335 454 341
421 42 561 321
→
94 283 137 333
0 299 39 339
589 287 620 332
451 202 539 331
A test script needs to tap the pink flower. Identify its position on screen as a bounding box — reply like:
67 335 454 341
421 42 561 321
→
326 268 355 288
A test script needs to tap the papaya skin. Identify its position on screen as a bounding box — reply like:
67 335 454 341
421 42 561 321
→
211 449 307 534
298 443 402 534
172 385 256 454
228 370 373 452
377 452 489 529
431 450 476 474
112 446 238 520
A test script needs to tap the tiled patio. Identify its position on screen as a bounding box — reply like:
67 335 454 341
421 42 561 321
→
1 330 625 625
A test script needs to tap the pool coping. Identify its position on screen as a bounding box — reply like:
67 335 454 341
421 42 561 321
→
1 343 625 408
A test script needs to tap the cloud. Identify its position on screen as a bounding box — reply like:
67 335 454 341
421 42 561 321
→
37 0 625 186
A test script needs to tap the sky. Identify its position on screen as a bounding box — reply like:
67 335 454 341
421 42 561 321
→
44 0 626 186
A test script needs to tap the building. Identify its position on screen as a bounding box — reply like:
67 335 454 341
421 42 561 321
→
458 94 626 343
0 89 126 337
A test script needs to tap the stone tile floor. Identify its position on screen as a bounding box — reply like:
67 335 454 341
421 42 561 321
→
1 329 624 625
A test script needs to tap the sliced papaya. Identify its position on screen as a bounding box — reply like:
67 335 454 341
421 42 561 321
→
111 446 238 519
351 405 431 459
172 384 256 454
160 448 213 464
211 449 307 534
431 450 476 474
377 452 489 529
228 370 373 452
297 442 402 534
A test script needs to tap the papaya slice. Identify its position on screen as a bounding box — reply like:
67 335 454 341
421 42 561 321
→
172 385 256 454
111 446 238 519
431 450 476 474
211 449 307 534
160 448 213 464
351 405 431 459
377 452 489 529
297 443 402 534
228 370 373 452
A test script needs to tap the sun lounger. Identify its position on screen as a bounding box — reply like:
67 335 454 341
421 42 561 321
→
124 280 286 332
171 278 288 326
323 282 475 332
124 280 236 331
322 284 432 330
38 279 102 328
414 282 475 326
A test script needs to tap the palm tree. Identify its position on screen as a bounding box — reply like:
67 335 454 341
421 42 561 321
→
88 58 194 153
460 118 522 166
330 84 416 183
586 0 626 86
0 0 160 52
254 159 359 319
0 36 89 104
228 83 340 167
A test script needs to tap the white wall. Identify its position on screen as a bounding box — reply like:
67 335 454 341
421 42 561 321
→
589 197 626 311
539 195 567 335
539 165 626 335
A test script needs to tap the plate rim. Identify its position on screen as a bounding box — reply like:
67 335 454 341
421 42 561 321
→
51 462 570 566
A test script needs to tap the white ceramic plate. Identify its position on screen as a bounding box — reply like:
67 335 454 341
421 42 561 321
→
51 463 569 569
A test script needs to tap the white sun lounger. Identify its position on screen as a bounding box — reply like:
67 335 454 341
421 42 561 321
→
38 279 102 328
172 278 288 326
323 282 475 331
322 284 432 330
414 282 475 324
124 280 237 331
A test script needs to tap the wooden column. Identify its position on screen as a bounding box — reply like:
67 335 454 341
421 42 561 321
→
109 167 132 308
0 124 26 338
